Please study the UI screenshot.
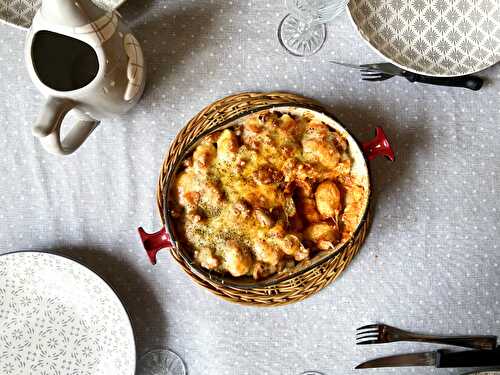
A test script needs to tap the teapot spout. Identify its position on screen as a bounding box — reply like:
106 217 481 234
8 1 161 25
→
41 0 106 27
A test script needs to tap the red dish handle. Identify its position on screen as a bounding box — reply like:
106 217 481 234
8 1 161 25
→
138 226 173 265
362 127 395 161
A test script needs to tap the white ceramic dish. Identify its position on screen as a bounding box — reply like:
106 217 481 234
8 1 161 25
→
348 0 500 77
0 251 136 375
0 0 125 29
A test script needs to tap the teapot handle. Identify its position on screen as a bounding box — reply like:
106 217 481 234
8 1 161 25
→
32 97 100 155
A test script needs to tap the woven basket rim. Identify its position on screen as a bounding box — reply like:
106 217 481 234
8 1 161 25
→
154 91 371 306
159 102 372 289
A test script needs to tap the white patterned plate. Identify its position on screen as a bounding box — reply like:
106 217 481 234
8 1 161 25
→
0 252 136 375
348 0 500 76
0 0 126 30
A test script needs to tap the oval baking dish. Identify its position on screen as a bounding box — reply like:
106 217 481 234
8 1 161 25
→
138 103 394 289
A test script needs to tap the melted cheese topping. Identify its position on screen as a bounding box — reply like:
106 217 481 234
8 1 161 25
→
170 110 366 280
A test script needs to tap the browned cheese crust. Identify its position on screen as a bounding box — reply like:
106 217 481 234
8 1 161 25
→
170 111 366 279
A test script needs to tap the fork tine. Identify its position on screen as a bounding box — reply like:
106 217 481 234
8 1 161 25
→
356 324 381 346
361 72 393 81
356 330 379 336
356 339 380 345
362 76 388 82
361 74 385 79
361 71 390 76
356 333 378 340
356 329 378 337
357 324 379 331
361 70 383 75
356 327 378 333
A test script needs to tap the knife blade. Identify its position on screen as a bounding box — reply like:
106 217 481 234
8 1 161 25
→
356 352 436 369
356 349 500 369
328 61 367 70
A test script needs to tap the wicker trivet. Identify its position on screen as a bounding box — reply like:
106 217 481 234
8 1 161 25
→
156 92 371 306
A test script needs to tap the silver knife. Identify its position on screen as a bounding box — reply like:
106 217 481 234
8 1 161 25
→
330 61 483 91
356 349 500 369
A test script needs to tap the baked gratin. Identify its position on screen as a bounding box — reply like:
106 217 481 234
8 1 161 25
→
169 109 368 280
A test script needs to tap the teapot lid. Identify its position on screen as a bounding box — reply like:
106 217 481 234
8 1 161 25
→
40 0 106 27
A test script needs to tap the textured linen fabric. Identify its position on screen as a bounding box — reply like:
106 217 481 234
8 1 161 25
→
0 1 499 374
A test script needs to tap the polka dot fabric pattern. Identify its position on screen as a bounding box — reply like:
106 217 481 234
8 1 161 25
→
0 0 499 374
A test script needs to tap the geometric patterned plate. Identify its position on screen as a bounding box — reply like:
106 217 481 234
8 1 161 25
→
0 0 125 30
0 252 136 375
348 0 500 76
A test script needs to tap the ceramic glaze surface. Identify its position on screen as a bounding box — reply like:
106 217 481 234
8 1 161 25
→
0 252 135 375
25 0 146 155
348 0 500 76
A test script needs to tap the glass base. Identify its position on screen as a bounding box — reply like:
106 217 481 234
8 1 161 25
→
278 14 326 57
136 349 186 375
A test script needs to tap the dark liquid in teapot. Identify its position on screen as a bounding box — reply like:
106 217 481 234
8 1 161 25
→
32 31 99 91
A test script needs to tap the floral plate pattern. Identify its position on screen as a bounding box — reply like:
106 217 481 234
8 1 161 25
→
348 0 500 76
0 252 135 375
0 0 125 29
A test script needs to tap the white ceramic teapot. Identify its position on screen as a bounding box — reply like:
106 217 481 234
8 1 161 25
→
25 0 145 155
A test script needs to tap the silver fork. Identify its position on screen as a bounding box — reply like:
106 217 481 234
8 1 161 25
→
329 61 395 82
330 60 484 90
357 324 498 350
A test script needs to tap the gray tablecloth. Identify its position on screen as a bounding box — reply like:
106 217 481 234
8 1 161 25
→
1 1 499 374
